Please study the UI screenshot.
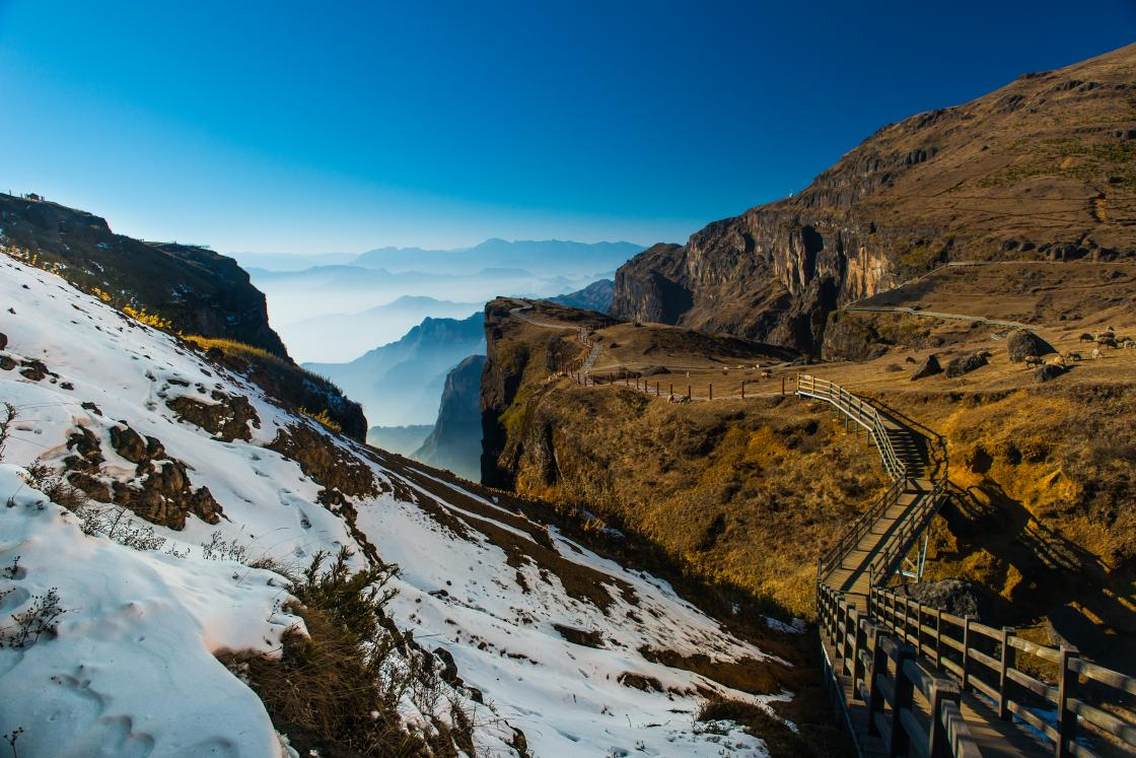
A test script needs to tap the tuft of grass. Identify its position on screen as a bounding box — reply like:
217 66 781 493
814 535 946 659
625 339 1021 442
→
123 304 173 330
220 547 472 757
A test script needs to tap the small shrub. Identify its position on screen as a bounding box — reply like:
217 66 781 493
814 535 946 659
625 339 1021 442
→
0 403 15 459
219 547 441 757
123 305 173 330
22 462 87 512
0 588 68 649
79 505 167 551
201 531 248 562
297 407 343 434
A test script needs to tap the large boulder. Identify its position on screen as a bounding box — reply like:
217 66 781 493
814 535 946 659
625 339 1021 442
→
910 354 942 381
1034 363 1066 383
1007 329 1055 363
946 351 988 378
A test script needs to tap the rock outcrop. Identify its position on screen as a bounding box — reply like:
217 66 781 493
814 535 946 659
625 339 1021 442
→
1007 329 1055 362
0 193 289 357
414 354 486 481
612 44 1136 354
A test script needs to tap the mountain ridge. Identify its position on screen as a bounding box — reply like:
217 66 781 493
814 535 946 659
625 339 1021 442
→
612 43 1136 353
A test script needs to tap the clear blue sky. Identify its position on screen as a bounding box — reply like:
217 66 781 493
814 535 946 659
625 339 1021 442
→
1 1 1133 253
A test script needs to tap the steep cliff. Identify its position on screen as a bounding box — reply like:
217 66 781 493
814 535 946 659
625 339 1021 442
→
0 193 369 440
613 43 1136 353
413 354 486 480
0 192 289 357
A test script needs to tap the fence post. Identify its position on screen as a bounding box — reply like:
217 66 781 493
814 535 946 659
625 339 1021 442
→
741 381 745 399
687 384 691 400
669 383 673 396
929 677 961 758
961 616 972 692
852 615 868 699
1055 646 1078 758
709 383 713 401
890 645 916 758
781 375 786 396
656 381 660 397
998 626 1015 720
935 607 943 671
866 624 886 736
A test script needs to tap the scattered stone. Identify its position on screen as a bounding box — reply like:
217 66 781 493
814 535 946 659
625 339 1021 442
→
0 332 6 350
18 358 49 381
167 391 259 442
1034 364 1066 383
910 354 942 380
904 579 981 619
1007 329 1054 362
945 351 988 378
0 356 14 371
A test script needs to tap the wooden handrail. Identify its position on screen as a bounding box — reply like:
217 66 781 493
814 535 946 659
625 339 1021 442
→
797 375 1136 756
870 584 1136 757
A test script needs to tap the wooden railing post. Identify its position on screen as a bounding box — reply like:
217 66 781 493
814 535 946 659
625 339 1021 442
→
934 607 944 671
866 624 886 737
929 677 961 758
852 615 868 700
1056 646 1078 758
890 644 916 758
709 383 713 401
998 626 1015 720
961 615 972 692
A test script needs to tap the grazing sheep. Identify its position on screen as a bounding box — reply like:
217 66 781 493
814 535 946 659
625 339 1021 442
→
1067 352 1083 362
1092 347 1102 360
1079 333 1095 342
1047 355 1067 368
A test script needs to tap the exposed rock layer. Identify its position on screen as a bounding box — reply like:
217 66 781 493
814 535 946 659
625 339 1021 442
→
612 44 1136 353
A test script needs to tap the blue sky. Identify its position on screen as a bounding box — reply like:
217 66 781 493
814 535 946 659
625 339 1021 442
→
1 1 1133 253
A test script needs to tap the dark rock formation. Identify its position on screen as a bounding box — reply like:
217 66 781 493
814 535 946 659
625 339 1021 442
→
903 579 981 618
268 423 378 499
1007 329 1055 362
413 354 486 482
105 422 223 529
910 354 942 380
1034 363 1067 383
0 193 288 357
611 45 1136 354
167 391 260 441
945 352 988 378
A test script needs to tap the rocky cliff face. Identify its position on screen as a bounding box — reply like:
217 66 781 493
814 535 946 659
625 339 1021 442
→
413 354 486 481
0 193 289 357
612 44 1136 353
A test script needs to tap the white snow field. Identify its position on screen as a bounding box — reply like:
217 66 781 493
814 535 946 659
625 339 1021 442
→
0 256 791 757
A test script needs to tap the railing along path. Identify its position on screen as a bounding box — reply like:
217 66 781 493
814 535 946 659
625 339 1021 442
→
798 375 1136 758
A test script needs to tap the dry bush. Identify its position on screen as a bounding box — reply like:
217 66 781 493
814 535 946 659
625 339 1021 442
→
221 548 472 757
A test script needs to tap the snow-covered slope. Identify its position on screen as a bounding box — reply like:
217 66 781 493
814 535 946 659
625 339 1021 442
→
0 256 793 757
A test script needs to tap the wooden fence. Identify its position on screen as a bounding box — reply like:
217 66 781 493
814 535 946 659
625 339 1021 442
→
803 374 1136 757
796 374 909 480
870 586 1136 757
819 582 983 757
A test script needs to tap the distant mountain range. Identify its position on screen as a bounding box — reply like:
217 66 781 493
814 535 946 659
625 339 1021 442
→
245 239 643 364
548 279 614 313
305 312 486 427
280 295 480 364
351 238 642 276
